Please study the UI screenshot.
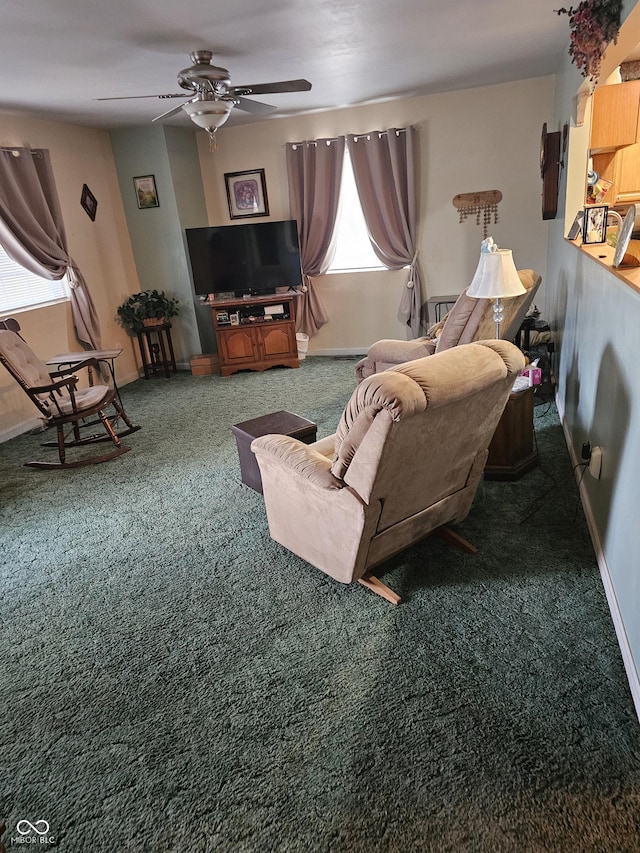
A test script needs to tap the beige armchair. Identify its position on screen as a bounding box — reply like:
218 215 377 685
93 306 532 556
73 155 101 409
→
355 269 541 382
252 340 525 603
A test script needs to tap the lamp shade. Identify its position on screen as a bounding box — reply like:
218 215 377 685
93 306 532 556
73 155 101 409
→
182 97 233 132
466 249 525 299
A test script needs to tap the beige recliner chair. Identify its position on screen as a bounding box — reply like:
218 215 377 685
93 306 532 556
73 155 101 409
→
252 340 525 604
355 269 541 382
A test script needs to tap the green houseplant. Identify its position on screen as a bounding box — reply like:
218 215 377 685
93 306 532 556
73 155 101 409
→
116 289 179 334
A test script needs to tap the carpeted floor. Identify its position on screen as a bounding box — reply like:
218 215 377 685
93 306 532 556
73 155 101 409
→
1 357 639 852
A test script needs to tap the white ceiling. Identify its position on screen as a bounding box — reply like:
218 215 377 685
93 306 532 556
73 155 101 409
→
0 0 569 130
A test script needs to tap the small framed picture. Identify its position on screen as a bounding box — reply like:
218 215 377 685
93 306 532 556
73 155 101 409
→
80 184 98 221
225 169 269 219
216 310 230 324
133 175 160 210
567 210 584 240
582 204 608 244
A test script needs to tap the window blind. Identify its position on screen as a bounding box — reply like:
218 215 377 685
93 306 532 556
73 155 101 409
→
0 243 68 312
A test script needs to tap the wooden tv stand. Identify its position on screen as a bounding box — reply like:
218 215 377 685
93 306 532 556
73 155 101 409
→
211 293 299 377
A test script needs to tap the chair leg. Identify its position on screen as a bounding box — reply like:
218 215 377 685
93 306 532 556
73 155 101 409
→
56 424 66 465
42 397 141 450
435 525 478 555
26 408 132 469
358 573 402 605
98 407 123 447
110 399 141 437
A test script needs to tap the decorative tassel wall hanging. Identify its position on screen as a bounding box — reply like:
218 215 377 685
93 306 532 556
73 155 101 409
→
452 190 502 239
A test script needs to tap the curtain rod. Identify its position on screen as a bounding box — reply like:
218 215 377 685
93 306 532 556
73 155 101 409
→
286 137 342 148
287 127 410 148
0 146 43 157
351 127 409 142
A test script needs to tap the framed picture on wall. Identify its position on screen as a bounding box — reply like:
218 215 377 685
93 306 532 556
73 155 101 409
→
582 204 608 244
133 175 160 209
80 184 98 221
225 169 269 219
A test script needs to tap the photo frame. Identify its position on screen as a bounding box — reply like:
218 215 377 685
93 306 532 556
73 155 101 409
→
567 210 584 240
582 204 608 244
80 184 98 221
134 175 160 210
225 169 269 219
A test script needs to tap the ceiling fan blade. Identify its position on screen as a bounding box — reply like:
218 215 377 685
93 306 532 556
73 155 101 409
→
95 93 187 101
152 101 191 122
234 97 277 115
229 79 312 97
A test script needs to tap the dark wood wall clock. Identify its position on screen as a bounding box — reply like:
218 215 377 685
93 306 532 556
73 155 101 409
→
540 122 561 220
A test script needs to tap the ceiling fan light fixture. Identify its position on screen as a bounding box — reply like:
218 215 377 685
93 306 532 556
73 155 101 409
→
182 97 233 132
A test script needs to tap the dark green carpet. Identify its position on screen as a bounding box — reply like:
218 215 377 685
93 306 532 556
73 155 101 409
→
1 357 639 852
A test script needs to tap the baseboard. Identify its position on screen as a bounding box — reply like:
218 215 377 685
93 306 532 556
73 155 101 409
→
306 348 367 357
119 364 190 381
0 416 44 443
119 370 143 385
556 394 640 722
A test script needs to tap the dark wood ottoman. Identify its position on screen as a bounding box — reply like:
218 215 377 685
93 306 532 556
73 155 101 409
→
232 410 318 493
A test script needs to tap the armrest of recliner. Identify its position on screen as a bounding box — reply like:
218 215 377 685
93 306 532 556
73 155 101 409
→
368 337 436 364
251 434 343 490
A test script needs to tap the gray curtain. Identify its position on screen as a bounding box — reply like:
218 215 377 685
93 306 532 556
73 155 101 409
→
0 147 101 349
285 136 345 337
347 127 424 338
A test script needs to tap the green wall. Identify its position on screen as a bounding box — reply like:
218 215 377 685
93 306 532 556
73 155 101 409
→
109 125 213 363
546 0 640 715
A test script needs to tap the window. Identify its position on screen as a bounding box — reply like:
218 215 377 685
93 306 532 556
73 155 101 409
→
328 149 386 273
0 243 68 312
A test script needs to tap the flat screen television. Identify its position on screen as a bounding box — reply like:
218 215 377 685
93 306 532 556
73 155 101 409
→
185 219 302 298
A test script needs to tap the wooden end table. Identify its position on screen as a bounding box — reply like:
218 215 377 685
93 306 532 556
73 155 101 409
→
47 347 124 404
484 386 538 481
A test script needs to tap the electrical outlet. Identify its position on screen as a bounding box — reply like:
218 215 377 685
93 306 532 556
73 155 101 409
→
589 445 602 479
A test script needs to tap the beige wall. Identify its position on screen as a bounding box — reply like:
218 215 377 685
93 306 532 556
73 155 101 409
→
197 76 555 353
0 115 141 439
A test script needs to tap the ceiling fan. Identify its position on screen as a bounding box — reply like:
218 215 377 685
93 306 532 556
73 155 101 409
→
97 50 312 138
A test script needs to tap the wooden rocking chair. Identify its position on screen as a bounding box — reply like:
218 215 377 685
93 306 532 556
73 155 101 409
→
0 321 140 469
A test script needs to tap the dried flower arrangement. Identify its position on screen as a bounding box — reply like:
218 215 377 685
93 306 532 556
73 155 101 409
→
556 0 623 80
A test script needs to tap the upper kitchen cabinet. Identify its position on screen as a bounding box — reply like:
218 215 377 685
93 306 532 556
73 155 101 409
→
590 80 640 152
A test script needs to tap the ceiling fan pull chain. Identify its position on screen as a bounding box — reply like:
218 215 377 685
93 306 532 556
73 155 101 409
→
208 128 220 152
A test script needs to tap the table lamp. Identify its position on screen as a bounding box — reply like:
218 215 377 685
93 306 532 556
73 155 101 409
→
466 237 526 338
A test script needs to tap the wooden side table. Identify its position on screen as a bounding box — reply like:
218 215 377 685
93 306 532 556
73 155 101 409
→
485 386 538 481
47 347 124 404
136 323 177 379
